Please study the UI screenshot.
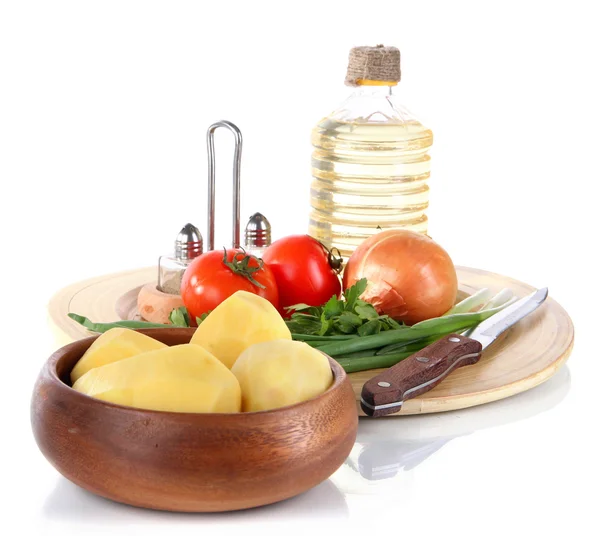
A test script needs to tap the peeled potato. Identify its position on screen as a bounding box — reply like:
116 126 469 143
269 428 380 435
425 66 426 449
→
232 339 333 412
191 290 291 369
71 328 166 383
73 343 241 413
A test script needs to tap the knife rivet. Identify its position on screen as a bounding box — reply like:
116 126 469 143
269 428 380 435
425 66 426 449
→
449 337 461 343
416 356 430 363
377 381 391 388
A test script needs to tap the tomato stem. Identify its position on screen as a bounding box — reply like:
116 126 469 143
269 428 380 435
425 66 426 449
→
315 239 344 273
325 245 344 273
222 248 266 289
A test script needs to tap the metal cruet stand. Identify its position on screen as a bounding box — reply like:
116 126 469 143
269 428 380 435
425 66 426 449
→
206 120 271 252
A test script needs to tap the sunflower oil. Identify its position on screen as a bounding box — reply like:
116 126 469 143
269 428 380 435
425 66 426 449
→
308 46 433 260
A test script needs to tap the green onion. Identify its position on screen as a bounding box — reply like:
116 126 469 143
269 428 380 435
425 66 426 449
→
290 333 358 342
461 290 517 337
481 289 515 310
444 288 493 316
68 313 174 334
336 351 414 373
376 334 442 355
337 347 387 359
317 300 514 358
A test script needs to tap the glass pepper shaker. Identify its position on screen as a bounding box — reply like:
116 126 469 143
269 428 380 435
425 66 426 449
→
158 223 203 294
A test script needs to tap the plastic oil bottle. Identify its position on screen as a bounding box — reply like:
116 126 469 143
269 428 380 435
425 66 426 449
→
309 45 434 260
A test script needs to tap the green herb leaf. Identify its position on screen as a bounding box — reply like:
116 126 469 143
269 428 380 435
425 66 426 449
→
290 305 322 318
196 311 211 325
383 317 405 330
334 311 363 333
342 311 363 326
169 306 191 327
290 313 323 327
334 319 358 334
285 303 313 312
358 319 382 337
354 304 379 320
343 278 368 311
318 316 333 336
285 278 408 339
323 295 344 319
285 312 323 335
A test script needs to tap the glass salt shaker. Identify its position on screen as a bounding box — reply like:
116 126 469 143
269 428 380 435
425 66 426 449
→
244 212 271 258
158 223 203 294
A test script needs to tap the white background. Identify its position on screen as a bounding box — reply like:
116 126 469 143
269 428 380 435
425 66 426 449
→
1 1 598 534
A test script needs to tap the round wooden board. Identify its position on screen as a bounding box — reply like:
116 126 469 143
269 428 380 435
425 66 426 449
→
47 266 574 417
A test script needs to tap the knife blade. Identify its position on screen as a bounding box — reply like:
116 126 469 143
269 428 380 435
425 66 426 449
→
360 288 549 417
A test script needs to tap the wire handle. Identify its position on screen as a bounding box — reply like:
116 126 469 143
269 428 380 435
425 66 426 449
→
206 120 242 251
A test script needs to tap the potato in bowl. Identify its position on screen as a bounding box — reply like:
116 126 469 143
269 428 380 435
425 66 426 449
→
30 327 358 512
66 291 336 414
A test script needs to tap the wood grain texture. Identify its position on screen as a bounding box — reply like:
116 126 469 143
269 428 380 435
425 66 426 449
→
46 265 575 417
353 267 574 415
362 334 483 417
136 282 184 324
31 328 358 512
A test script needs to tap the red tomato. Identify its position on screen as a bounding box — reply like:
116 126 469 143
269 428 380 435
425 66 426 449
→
180 249 279 318
262 235 342 314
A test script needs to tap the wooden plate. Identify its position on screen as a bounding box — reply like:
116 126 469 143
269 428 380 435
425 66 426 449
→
47 266 574 417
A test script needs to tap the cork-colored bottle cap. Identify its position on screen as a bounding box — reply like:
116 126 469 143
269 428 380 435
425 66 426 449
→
345 45 401 87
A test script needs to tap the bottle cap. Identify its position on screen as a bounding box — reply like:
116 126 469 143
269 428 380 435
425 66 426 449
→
345 45 401 87
244 213 272 249
175 223 203 260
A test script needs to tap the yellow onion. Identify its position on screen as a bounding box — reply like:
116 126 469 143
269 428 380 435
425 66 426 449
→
343 230 458 325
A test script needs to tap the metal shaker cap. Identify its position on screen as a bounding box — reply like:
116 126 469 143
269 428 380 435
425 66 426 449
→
244 212 271 249
175 223 203 261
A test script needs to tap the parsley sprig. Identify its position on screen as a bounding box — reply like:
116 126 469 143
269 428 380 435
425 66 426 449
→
284 278 404 337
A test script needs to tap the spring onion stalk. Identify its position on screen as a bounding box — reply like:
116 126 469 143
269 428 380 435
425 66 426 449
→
317 299 515 357
296 340 357 350
336 347 389 359
337 335 458 373
334 289 519 373
317 319 473 357
301 341 329 349
336 351 414 373
68 313 174 334
376 334 442 355
461 290 517 337
443 288 493 316
290 333 358 342
481 289 515 311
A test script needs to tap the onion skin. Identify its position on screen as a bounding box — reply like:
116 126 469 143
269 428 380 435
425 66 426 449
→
343 230 458 325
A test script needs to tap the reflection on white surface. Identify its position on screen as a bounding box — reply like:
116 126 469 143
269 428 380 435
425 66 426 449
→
43 477 348 525
332 365 571 494
40 367 570 522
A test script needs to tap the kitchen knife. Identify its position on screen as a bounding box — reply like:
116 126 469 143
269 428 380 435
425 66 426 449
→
360 287 549 417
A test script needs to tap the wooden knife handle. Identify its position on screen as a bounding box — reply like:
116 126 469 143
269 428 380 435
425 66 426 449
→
361 334 483 417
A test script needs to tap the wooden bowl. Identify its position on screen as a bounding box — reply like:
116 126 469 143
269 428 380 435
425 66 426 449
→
31 328 358 512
